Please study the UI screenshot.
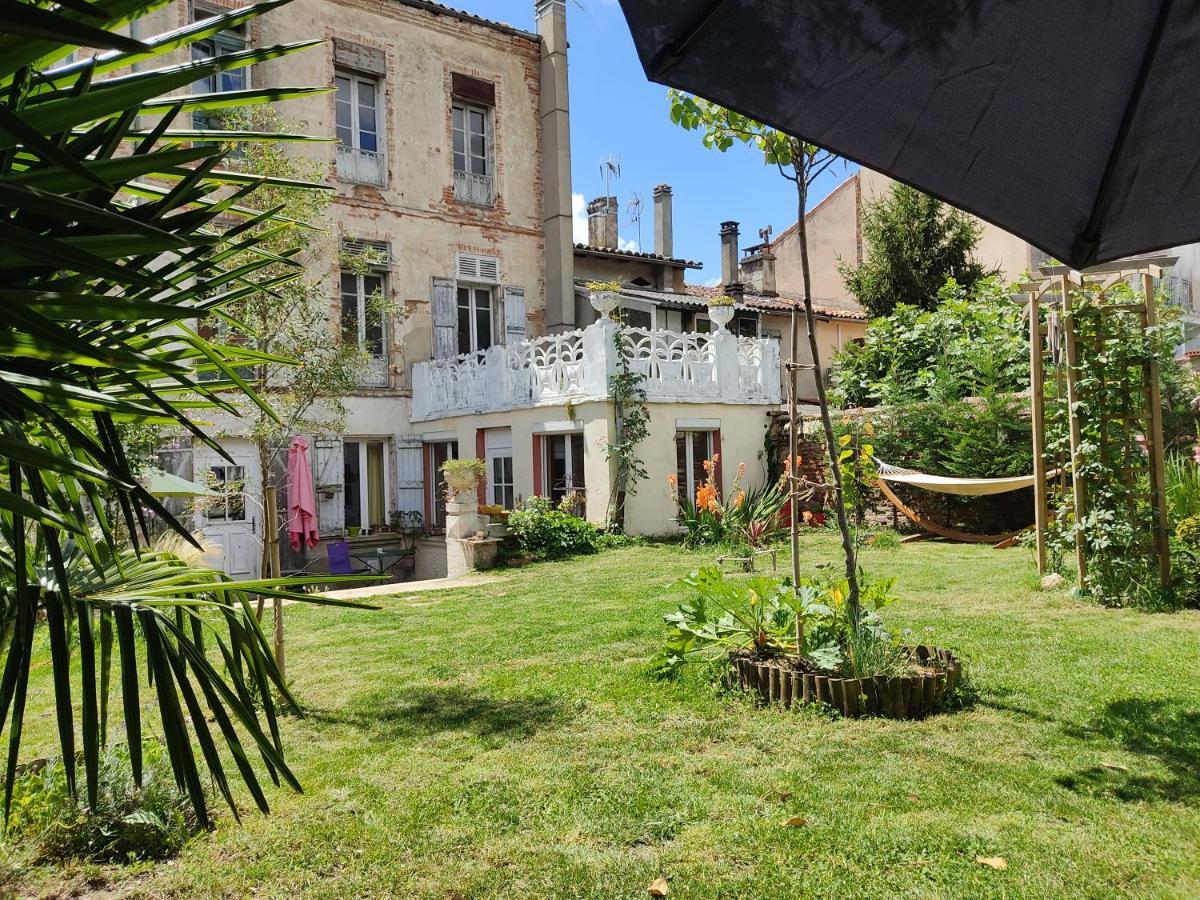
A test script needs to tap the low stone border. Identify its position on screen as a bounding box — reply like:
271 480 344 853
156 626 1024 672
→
730 645 961 719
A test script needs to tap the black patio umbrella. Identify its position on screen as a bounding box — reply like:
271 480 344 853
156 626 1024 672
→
616 0 1200 270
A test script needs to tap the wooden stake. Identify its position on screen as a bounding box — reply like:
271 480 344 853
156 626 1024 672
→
1029 294 1049 574
1061 277 1088 587
265 485 285 680
1141 274 1172 588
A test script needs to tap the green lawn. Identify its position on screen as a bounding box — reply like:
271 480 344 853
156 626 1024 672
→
9 534 1200 898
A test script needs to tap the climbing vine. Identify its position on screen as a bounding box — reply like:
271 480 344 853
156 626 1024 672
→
606 323 650 526
1043 282 1187 609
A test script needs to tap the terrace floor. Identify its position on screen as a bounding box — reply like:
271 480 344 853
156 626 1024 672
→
10 535 1200 898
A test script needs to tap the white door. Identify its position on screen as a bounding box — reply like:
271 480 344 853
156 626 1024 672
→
195 439 262 579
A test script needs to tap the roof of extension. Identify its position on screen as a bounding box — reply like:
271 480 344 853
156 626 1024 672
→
573 243 703 270
394 0 539 42
681 284 868 321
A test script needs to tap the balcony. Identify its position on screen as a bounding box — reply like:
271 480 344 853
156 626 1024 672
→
336 145 386 186
411 320 781 421
453 170 495 206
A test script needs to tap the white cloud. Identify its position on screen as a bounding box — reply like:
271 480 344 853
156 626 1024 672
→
618 236 640 253
702 276 722 288
572 192 588 244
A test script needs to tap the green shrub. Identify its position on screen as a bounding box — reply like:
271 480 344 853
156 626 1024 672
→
1166 456 1200 526
4 741 201 863
507 497 603 560
866 528 901 550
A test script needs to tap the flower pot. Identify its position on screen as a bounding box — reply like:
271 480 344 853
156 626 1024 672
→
708 304 735 331
590 290 622 320
444 469 479 495
347 526 360 538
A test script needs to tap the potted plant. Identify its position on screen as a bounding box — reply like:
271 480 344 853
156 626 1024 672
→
388 510 403 532
587 280 623 320
708 294 736 332
441 457 487 497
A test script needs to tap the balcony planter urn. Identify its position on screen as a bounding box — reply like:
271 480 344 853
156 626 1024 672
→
441 458 487 497
708 296 736 332
587 281 623 320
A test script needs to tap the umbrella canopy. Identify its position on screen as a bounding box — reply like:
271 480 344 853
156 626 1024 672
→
143 467 220 498
287 436 319 551
617 0 1200 270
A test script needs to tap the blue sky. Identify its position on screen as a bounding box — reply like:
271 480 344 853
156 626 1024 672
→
466 0 855 283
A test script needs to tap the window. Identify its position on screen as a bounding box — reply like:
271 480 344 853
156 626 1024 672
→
485 428 514 509
734 315 760 338
621 305 653 330
335 70 385 185
426 440 458 531
206 465 246 522
343 439 389 532
340 267 387 385
457 286 493 355
675 431 716 504
452 101 494 204
543 433 585 508
191 9 247 130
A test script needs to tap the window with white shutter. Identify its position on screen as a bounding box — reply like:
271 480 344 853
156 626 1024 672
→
503 286 526 343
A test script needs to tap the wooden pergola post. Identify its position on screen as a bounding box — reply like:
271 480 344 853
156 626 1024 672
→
1060 275 1088 587
1141 272 1172 589
1028 292 1049 575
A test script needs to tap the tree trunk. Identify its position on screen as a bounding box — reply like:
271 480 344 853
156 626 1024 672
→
788 301 802 648
794 169 861 623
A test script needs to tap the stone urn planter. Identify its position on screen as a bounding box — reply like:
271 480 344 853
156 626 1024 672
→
441 458 487 498
729 645 961 719
590 290 622 320
708 300 735 332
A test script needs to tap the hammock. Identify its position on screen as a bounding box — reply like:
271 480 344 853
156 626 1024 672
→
873 461 1048 545
874 461 1045 497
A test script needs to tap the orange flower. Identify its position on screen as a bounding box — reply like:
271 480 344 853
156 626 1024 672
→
666 473 678 489
696 483 719 513
702 457 715 476
734 490 745 509
737 461 746 477
712 453 721 465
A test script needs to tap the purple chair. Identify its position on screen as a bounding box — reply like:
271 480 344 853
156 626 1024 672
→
326 541 368 576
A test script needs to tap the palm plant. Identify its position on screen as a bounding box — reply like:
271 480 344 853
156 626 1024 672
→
0 0 370 826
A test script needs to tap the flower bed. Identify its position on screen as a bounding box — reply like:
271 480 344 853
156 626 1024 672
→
729 645 961 718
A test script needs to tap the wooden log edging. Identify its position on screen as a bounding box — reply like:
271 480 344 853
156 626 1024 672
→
730 646 961 719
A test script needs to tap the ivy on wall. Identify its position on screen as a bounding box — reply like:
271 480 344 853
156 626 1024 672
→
606 324 650 527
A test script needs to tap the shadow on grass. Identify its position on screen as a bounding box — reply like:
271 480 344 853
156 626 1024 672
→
1058 698 1200 804
312 685 569 745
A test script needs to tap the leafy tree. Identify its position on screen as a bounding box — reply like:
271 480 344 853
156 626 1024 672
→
0 0 371 826
668 90 862 622
832 276 1030 408
840 183 995 317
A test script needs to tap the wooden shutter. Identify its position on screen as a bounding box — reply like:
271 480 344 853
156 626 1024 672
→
432 276 457 359
312 436 344 537
394 438 424 516
503 285 526 343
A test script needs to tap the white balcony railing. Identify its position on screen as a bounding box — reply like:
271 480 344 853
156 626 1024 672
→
453 169 495 206
411 320 781 421
336 145 386 186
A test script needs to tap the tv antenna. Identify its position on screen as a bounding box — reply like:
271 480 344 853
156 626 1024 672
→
759 224 773 248
627 192 644 249
600 154 621 197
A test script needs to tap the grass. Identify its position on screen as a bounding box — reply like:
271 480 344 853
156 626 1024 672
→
6 533 1200 898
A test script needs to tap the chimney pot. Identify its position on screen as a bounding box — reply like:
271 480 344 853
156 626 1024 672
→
587 196 619 249
720 221 741 289
653 184 673 258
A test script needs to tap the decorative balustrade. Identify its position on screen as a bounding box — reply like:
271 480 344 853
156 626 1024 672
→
411 321 781 421
453 170 496 206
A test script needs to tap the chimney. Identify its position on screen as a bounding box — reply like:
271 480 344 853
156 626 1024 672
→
720 221 741 288
740 245 777 296
653 184 673 258
537 0 575 330
587 196 619 249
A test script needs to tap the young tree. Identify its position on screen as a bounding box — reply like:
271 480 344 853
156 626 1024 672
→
840 183 993 318
668 91 862 622
213 107 381 580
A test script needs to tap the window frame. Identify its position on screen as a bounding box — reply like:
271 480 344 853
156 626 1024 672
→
675 430 715 504
206 464 247 522
452 101 491 177
190 8 248 129
542 432 586 507
456 284 494 356
485 428 515 509
342 438 391 533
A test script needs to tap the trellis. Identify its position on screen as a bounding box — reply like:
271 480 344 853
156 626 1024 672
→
1025 263 1171 592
